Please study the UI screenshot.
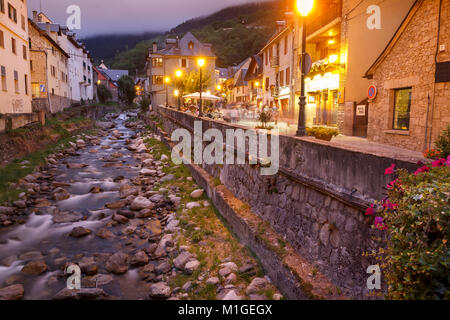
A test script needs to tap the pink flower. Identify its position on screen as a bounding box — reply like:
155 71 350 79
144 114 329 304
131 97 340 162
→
387 179 400 190
365 204 375 216
384 164 396 175
382 199 398 210
432 158 446 167
374 216 388 230
414 166 430 175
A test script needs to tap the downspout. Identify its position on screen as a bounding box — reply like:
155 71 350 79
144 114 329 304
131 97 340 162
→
31 49 52 114
427 0 443 150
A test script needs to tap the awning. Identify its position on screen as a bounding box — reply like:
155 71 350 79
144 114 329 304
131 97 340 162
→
183 92 222 101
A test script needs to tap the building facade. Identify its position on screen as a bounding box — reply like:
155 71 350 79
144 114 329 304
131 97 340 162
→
244 54 263 107
365 0 449 152
260 20 295 121
147 32 216 107
29 19 70 113
0 0 32 115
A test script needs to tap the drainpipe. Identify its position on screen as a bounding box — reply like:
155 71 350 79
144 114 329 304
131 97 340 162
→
427 0 443 149
31 49 52 114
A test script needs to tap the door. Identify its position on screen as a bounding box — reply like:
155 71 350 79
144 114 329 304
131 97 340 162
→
353 101 369 137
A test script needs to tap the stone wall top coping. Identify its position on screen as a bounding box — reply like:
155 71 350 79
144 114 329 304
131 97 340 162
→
157 106 425 165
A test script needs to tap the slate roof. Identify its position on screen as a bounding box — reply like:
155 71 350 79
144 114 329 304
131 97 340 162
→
155 32 215 57
101 69 129 82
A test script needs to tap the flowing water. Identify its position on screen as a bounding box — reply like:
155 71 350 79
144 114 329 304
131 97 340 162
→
0 113 153 299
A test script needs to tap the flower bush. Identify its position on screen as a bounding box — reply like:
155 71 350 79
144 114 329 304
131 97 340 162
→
367 157 449 299
435 125 450 158
306 127 339 141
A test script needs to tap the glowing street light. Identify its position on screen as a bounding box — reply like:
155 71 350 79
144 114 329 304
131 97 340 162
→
296 0 314 17
197 58 206 117
175 70 183 78
216 84 222 91
174 89 179 97
164 76 171 107
296 0 314 137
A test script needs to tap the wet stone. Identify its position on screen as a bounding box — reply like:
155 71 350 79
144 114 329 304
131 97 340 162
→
70 227 92 238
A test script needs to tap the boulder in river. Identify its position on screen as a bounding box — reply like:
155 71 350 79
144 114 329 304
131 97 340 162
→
105 252 129 275
69 227 92 238
21 261 48 275
0 284 24 300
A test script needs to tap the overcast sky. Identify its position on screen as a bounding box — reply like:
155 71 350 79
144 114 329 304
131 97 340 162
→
28 0 267 37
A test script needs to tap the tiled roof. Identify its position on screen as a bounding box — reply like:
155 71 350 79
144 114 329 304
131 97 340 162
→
155 32 215 57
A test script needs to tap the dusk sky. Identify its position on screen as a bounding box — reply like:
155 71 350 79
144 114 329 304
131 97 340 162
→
28 0 268 37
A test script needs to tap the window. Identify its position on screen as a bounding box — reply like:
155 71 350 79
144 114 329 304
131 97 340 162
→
265 51 268 65
11 37 16 54
1 66 6 91
152 58 163 68
32 83 40 98
8 3 16 23
0 30 3 48
279 70 284 87
152 75 164 85
392 88 412 131
265 77 269 91
14 70 19 93
0 0 4 13
30 60 33 71
181 59 187 68
21 15 25 30
52 88 54 96
22 45 26 60
285 67 290 86
188 41 194 50
24 74 28 95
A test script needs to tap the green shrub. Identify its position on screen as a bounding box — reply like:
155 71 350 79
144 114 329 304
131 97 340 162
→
257 110 272 129
139 94 151 113
435 125 450 158
369 163 449 299
306 127 339 140
97 84 112 103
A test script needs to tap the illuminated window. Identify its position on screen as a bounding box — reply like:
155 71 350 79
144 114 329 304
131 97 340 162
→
392 88 412 131
188 41 194 50
152 58 163 68
1 66 6 91
152 75 164 85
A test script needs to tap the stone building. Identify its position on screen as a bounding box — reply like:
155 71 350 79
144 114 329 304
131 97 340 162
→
0 0 32 116
365 0 449 152
28 18 70 113
147 32 216 107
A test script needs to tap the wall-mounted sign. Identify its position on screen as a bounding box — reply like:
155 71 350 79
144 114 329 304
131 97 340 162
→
368 85 377 100
356 105 366 116
40 85 46 93
308 95 316 103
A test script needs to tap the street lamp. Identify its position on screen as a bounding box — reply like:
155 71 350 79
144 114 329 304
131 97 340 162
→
197 58 205 117
296 0 314 137
164 76 171 107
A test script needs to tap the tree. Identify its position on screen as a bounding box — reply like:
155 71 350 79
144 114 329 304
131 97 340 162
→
117 75 136 105
176 70 211 95
97 84 112 103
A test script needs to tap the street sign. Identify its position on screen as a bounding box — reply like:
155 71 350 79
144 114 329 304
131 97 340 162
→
300 53 312 75
356 105 366 116
40 85 46 93
368 85 377 100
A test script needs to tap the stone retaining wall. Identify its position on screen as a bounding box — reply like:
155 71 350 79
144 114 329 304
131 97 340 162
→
152 106 420 298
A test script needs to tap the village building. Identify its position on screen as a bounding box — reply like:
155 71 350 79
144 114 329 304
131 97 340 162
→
364 0 449 152
147 32 216 107
244 54 263 108
0 0 32 118
94 63 129 102
230 57 251 104
260 19 295 122
28 18 70 113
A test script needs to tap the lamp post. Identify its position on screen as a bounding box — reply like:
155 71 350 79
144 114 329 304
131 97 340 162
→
164 76 171 107
175 70 182 110
296 0 314 137
197 58 205 117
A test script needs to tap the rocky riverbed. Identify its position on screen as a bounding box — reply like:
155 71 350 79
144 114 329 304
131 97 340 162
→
0 111 281 300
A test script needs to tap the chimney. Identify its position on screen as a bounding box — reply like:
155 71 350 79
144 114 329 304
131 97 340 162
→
45 22 51 34
152 42 157 53
32 11 38 22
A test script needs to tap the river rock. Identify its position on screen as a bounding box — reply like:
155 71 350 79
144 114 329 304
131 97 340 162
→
184 260 200 275
130 197 154 211
105 200 127 209
140 169 156 176
112 214 129 224
149 282 171 299
245 277 269 295
13 200 26 209
105 252 129 274
0 284 24 300
173 251 193 270
21 261 48 275
0 206 15 215
186 202 201 209
53 188 70 201
190 189 204 199
70 227 91 238
53 288 110 300
96 228 115 239
222 290 242 300
130 251 149 267
155 261 172 275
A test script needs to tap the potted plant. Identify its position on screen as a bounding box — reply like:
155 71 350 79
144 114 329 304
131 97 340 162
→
306 127 339 142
